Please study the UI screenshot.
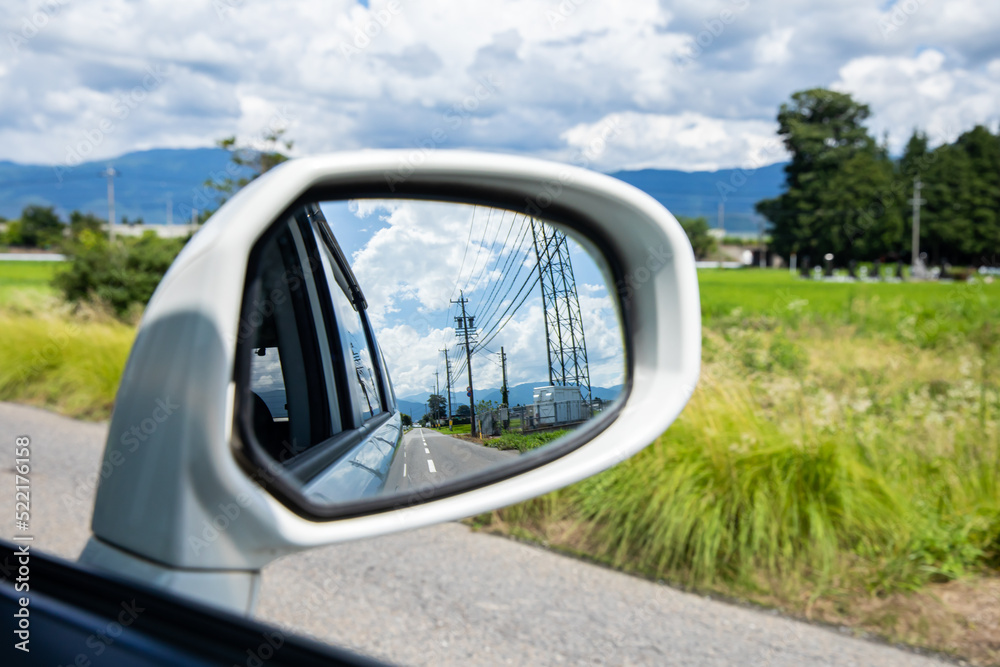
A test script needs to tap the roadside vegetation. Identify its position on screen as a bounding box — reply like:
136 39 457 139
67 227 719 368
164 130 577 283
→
431 423 472 435
478 270 1000 665
0 261 134 419
484 429 568 453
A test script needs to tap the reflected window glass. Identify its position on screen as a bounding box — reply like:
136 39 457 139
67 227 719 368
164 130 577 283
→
329 281 384 421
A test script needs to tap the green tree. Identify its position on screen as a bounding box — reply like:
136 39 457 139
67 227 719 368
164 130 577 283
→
400 413 412 427
18 205 64 248
756 89 900 263
899 129 930 181
428 393 447 419
677 215 718 259
205 128 294 209
68 211 105 240
2 220 23 246
919 125 1000 264
54 230 187 319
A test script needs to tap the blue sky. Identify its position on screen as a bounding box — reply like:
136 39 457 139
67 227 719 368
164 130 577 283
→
1 0 998 173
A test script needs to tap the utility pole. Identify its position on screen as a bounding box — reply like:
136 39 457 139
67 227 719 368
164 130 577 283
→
500 347 509 407
434 370 440 423
451 291 477 437
909 177 925 268
759 221 766 268
440 348 453 428
101 166 118 242
717 202 726 269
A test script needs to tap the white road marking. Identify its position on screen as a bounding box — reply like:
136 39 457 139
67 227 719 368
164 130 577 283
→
403 463 407 477
424 447 430 454
427 459 436 473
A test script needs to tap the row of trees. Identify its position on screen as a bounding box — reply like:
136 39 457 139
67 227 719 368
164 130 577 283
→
757 89 1000 266
0 206 108 249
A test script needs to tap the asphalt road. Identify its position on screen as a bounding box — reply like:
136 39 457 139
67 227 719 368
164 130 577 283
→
0 402 949 666
384 427 516 496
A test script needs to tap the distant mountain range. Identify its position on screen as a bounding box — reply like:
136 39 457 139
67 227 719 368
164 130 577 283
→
0 147 786 234
0 148 252 225
397 381 624 418
609 164 786 234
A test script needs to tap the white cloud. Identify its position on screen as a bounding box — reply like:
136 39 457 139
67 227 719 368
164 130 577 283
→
560 111 783 171
832 49 1000 151
0 0 997 170
754 26 794 65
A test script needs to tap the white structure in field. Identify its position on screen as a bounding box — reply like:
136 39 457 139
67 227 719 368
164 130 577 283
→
533 385 586 426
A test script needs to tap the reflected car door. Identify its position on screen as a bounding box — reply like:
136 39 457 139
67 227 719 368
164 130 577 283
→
237 204 402 507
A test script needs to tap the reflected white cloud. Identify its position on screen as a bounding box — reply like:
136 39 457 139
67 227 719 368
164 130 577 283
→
321 199 625 399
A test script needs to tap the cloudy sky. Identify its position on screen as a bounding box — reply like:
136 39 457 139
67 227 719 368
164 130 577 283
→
3 0 999 173
321 199 624 400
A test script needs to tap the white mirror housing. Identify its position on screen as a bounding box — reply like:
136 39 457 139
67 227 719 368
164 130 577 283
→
81 151 701 611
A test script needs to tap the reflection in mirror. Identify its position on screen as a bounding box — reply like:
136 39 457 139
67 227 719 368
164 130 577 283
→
240 198 626 511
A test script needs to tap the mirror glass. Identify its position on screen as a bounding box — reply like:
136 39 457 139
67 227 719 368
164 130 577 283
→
240 197 626 511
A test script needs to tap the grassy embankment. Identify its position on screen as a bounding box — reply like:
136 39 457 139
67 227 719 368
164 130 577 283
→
0 261 134 419
479 270 1000 665
1 261 998 662
430 423 472 435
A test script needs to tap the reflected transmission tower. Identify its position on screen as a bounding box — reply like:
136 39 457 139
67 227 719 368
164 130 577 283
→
530 220 592 405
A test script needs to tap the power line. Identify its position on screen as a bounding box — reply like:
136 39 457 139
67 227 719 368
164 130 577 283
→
475 272 540 353
448 205 479 304
473 230 535 338
462 206 501 296
472 215 531 322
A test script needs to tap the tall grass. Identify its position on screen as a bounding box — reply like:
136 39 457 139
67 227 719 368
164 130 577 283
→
499 369 997 597
0 311 133 419
491 272 1000 603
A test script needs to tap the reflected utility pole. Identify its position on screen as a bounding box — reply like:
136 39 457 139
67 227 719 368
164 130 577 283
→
440 348 453 426
451 291 477 437
434 370 440 424
500 347 509 407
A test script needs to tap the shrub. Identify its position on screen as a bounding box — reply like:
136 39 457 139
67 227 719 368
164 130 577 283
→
53 230 187 319
677 215 719 259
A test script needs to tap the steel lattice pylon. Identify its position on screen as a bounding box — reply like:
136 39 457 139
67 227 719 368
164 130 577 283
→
530 220 592 405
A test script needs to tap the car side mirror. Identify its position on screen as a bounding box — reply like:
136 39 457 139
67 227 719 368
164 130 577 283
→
80 151 701 613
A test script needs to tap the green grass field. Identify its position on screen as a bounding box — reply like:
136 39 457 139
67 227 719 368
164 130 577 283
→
699 268 999 345
0 260 60 306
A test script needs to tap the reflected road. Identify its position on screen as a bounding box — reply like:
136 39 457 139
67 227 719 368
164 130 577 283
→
384 426 516 495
